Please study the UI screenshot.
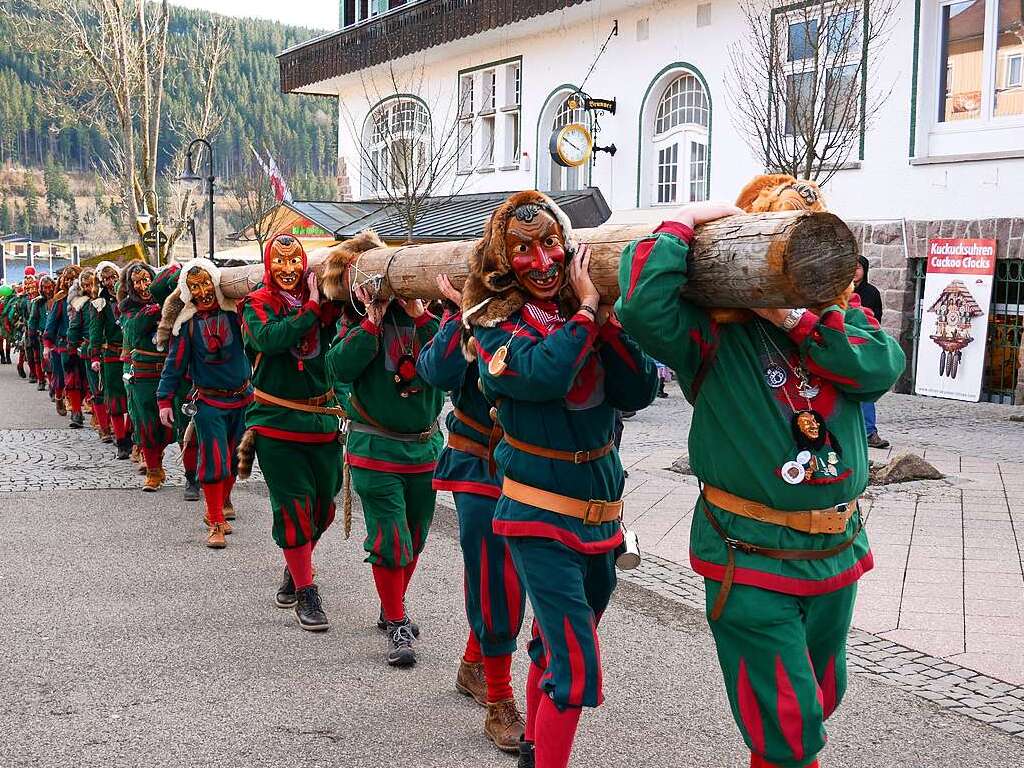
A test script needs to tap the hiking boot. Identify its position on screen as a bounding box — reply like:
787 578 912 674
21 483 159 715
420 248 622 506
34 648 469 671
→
55 399 67 417
203 516 232 535
294 585 330 632
223 496 236 521
69 412 84 429
455 659 488 706
518 738 535 768
386 619 417 667
183 472 200 502
142 468 164 492
484 699 526 754
275 568 297 609
206 523 228 549
115 438 131 460
867 432 890 449
377 607 419 638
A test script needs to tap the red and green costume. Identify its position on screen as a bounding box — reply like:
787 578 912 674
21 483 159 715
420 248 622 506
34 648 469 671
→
417 307 526 702
45 291 87 420
239 238 343 590
88 285 130 446
327 303 443 624
617 221 906 768
68 288 111 436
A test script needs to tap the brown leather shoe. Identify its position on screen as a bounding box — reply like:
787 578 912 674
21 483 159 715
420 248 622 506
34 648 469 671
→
484 699 526 754
223 497 236 521
204 516 233 535
130 445 141 464
206 523 227 549
142 468 163 492
456 659 487 706
55 399 67 417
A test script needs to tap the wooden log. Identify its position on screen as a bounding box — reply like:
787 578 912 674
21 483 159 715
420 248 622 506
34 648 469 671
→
216 211 857 309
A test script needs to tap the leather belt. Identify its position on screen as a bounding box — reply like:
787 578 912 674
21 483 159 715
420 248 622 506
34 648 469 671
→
502 433 615 465
502 477 622 525
133 348 166 358
254 388 346 417
702 484 857 535
453 407 492 438
349 420 440 443
447 431 490 460
197 380 253 399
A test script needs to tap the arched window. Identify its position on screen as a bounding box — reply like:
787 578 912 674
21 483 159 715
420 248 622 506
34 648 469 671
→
537 89 591 193
640 69 711 207
361 97 430 198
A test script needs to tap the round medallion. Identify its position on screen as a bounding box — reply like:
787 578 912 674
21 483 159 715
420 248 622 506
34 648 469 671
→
764 364 788 388
781 461 806 485
795 450 812 465
488 345 509 376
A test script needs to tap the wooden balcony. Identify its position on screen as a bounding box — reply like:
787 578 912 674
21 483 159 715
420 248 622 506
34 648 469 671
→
278 0 585 93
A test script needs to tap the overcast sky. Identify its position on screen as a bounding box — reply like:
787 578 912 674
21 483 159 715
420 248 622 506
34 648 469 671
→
172 1 337 30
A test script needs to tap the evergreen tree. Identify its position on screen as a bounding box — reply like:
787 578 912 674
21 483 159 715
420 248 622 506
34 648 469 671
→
0 197 12 234
23 182 39 237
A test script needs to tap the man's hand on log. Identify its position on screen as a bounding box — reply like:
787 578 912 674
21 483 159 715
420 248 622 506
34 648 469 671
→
306 271 320 304
355 284 390 327
397 298 426 319
436 275 462 305
569 244 600 311
668 201 744 229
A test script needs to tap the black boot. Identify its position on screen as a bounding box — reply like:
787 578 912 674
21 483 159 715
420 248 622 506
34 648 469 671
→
69 412 84 429
275 567 297 609
377 606 420 638
183 472 200 501
115 438 131 460
294 585 329 632
385 618 417 667
518 737 535 768
36 379 46 391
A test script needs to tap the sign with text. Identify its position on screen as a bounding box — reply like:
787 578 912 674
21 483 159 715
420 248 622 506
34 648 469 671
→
914 238 997 402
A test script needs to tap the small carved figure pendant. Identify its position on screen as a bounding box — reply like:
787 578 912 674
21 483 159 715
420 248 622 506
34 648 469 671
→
488 344 509 376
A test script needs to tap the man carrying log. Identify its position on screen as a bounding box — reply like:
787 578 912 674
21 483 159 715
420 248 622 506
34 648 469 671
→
616 179 906 768
326 265 444 668
89 262 132 459
464 191 660 768
20 268 41 384
158 259 253 550
43 266 85 423
29 274 55 395
67 268 108 440
416 274 527 752
238 234 345 631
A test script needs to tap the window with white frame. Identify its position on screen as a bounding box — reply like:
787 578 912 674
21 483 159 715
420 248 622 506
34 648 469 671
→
919 0 1024 156
362 98 430 197
649 74 709 204
455 58 522 172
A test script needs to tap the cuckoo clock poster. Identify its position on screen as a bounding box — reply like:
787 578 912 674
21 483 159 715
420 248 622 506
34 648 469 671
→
914 238 997 402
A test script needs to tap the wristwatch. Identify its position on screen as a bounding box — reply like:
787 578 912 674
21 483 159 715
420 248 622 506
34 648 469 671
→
781 308 807 331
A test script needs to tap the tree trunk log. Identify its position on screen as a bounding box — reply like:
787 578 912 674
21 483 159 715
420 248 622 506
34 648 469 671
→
216 211 857 309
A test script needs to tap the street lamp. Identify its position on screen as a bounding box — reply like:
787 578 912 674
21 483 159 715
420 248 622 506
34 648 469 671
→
179 138 216 260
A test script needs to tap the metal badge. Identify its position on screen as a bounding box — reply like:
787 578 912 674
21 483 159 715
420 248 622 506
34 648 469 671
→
781 460 806 485
181 400 198 418
795 450 812 465
827 451 839 466
764 364 788 388
488 344 509 376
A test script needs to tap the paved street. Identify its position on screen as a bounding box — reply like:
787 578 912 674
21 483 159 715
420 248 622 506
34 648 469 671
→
2 365 1023 767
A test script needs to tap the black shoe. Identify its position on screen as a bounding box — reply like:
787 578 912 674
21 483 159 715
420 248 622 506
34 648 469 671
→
386 619 417 667
294 585 329 632
36 380 45 391
115 439 131 460
377 606 419 638
183 472 201 501
28 375 36 383
275 568 297 609
17 366 26 379
518 737 535 768
69 412 84 429
867 432 890 449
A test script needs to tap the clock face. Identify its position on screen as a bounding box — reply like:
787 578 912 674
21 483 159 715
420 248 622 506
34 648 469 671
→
550 122 593 168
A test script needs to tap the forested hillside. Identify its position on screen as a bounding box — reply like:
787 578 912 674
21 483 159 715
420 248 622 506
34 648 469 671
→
0 6 335 182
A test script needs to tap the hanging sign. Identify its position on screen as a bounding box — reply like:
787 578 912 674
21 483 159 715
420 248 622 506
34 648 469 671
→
914 238 997 402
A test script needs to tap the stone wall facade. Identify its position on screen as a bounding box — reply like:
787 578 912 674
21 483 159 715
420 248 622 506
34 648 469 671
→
850 218 1024 404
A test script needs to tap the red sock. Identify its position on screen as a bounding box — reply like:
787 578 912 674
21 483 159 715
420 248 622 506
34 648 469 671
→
283 542 314 590
372 564 406 623
93 403 110 432
534 695 581 768
202 482 225 524
182 442 198 474
750 757 818 768
68 390 83 413
222 474 235 500
142 447 163 470
111 416 128 441
525 661 544 742
463 632 483 664
402 555 419 596
483 654 514 703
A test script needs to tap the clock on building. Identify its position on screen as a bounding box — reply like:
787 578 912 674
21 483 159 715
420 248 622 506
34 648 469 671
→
549 122 594 168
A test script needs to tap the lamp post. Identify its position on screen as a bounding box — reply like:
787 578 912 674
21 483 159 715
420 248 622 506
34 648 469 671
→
179 138 216 260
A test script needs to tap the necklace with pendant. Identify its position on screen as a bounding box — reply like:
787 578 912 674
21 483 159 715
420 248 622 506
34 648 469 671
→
756 322 820 401
390 314 421 398
487 319 524 376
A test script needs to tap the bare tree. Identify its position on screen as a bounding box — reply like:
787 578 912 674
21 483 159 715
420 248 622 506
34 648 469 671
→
726 0 898 185
341 47 475 243
8 1 229 264
229 159 290 254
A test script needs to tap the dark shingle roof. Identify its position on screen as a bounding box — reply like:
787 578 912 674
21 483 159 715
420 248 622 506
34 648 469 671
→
287 201 384 232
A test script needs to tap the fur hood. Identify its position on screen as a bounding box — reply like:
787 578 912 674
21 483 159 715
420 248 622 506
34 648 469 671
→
68 268 95 312
320 230 387 301
736 174 826 213
171 258 236 336
461 190 577 332
118 260 155 309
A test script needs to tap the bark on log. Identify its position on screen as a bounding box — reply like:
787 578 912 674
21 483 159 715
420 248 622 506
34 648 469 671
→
216 211 857 309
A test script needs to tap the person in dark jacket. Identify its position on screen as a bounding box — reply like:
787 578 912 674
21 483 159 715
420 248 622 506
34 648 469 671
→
855 256 890 449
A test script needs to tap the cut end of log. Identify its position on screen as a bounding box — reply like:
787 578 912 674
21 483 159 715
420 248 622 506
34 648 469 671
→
783 212 858 306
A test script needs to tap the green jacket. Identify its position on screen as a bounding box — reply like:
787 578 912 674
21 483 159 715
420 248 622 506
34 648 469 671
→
328 305 443 472
616 221 906 594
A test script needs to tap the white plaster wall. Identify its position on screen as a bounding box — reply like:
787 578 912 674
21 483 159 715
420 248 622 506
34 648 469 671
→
322 0 1024 220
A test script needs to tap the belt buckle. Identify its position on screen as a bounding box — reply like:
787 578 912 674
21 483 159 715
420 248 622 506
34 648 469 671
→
583 500 608 525
573 450 588 465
